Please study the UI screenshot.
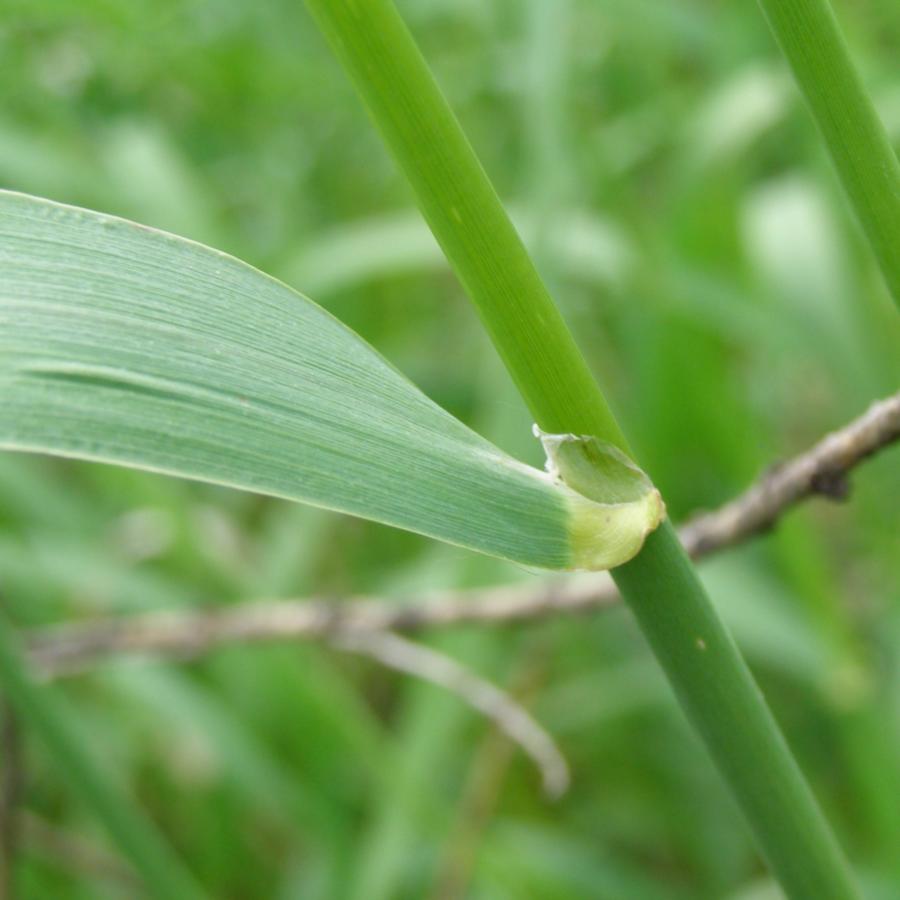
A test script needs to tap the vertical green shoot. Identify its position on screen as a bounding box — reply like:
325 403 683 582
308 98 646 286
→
756 0 900 308
304 2 860 897
306 0 628 452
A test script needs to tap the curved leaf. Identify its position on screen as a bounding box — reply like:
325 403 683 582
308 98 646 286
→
0 191 660 571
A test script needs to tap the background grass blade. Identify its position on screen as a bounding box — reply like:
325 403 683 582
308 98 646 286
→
0 615 205 900
755 0 900 308
0 189 657 573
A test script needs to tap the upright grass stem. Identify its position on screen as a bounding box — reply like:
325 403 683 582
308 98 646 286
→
0 616 204 900
305 2 860 896
755 0 900 308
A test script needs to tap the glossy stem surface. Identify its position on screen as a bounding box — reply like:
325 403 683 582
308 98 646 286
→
305 2 861 896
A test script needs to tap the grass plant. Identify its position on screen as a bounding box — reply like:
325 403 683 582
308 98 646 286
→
0 0 898 897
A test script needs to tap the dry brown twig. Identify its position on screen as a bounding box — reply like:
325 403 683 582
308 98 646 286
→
15 391 900 800
27 392 900 677
335 631 569 798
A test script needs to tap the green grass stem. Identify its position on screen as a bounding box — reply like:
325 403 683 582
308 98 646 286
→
756 0 900 308
0 616 205 900
304 1 860 896
305 0 627 454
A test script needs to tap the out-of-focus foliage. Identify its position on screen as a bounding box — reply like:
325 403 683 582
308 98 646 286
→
1 0 898 897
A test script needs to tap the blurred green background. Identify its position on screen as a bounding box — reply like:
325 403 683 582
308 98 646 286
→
1 0 899 897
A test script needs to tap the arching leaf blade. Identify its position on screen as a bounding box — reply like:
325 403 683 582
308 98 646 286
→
0 191 560 567
0 191 660 571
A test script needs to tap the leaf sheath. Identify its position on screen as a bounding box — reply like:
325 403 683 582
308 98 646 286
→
304 1 860 896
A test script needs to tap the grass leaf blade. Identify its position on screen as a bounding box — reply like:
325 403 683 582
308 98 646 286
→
0 190 656 571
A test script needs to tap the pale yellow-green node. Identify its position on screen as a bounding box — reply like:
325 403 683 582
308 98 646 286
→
535 427 666 571
565 487 665 571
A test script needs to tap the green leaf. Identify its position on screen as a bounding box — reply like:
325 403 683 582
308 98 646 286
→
0 190 661 571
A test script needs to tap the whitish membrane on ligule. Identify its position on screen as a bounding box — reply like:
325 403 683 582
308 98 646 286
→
534 426 665 571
